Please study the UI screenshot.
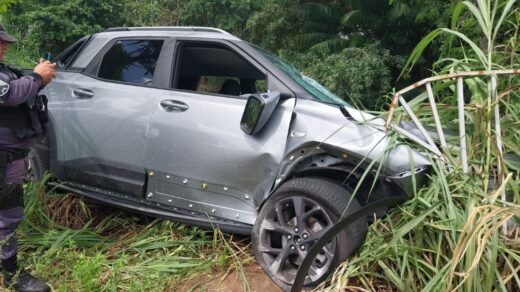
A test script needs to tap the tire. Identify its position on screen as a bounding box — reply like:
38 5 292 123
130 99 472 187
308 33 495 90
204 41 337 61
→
252 178 367 290
27 143 50 181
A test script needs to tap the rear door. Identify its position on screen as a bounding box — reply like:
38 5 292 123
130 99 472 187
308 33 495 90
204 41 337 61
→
145 40 295 224
60 38 170 198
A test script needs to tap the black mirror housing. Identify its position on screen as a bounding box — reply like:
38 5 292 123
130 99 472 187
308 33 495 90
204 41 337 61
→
240 92 280 135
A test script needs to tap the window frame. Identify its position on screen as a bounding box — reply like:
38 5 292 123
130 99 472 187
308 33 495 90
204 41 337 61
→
169 39 270 100
83 36 171 89
55 35 92 72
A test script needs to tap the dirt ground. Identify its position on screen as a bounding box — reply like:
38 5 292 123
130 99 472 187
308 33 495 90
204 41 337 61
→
174 264 282 292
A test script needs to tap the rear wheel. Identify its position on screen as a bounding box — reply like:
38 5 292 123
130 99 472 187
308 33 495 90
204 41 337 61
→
27 143 50 181
252 178 367 290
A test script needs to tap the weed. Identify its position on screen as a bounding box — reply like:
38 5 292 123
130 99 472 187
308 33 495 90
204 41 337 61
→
324 1 520 291
12 178 251 291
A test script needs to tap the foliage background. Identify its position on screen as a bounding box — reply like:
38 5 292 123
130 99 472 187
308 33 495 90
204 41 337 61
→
1 0 462 109
6 1 513 109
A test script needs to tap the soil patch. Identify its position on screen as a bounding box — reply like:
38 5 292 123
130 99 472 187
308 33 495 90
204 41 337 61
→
174 264 281 292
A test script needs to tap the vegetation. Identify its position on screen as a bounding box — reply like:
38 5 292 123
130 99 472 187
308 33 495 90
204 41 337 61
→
16 177 253 291
0 0 518 291
322 1 520 291
2 0 458 109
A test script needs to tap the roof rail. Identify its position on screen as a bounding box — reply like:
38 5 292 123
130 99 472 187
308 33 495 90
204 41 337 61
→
104 26 232 35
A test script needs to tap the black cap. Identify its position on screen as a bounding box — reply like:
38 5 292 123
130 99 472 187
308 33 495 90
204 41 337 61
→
0 24 17 43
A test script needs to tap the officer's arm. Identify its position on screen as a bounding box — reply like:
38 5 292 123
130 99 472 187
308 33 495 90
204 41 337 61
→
0 72 43 107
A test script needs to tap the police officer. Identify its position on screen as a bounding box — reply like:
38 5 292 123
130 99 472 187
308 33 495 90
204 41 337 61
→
0 24 55 291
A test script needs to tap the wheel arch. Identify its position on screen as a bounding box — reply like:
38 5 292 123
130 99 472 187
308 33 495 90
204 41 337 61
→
259 143 403 213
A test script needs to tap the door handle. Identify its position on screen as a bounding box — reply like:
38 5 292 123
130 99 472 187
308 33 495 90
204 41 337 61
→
72 88 95 99
160 100 189 112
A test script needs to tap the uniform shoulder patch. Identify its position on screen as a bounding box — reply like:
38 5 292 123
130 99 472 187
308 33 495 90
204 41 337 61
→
0 79 10 97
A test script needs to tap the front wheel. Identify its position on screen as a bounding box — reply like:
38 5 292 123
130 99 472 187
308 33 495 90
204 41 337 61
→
252 178 367 290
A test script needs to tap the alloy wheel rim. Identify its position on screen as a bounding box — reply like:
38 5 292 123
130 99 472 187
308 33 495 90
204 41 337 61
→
259 196 336 286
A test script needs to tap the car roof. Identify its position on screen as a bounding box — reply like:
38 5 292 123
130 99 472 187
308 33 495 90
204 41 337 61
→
98 26 242 41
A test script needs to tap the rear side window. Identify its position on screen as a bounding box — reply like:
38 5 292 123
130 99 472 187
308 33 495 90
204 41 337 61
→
97 39 164 86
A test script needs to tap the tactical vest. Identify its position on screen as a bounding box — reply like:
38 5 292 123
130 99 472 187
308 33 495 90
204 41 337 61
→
0 63 49 140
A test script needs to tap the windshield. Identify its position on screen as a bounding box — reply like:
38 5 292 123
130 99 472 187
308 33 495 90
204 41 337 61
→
254 46 349 106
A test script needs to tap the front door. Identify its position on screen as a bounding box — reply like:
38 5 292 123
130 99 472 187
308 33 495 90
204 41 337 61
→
145 41 295 224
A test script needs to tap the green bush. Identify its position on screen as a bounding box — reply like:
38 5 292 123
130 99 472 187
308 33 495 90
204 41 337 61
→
179 0 259 38
296 43 405 110
4 0 126 52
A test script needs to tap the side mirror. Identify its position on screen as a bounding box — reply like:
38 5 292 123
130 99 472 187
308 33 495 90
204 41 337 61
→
240 92 280 135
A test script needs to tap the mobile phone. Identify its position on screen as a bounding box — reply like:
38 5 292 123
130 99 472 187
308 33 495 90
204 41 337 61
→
43 52 53 61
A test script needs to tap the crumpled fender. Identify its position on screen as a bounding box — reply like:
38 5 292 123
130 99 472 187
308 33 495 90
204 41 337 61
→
283 100 431 176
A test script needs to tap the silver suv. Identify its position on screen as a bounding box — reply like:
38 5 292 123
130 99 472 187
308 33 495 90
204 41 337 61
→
30 27 430 289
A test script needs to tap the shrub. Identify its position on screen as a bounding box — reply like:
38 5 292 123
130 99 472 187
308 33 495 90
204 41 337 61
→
4 0 125 52
296 43 405 110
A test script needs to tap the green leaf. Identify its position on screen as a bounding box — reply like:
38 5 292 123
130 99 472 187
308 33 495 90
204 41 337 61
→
440 27 488 66
463 1 491 41
475 0 491 27
451 2 467 31
387 204 440 246
399 29 443 80
378 260 406 291
492 0 517 42
421 262 451 292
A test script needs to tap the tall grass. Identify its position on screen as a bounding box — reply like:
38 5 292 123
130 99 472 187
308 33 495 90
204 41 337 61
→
326 1 519 291
16 178 253 291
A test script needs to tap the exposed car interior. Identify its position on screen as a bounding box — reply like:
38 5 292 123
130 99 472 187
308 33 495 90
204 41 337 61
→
173 42 266 96
218 79 241 95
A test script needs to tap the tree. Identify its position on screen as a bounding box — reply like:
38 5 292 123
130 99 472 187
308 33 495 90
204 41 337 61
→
122 0 185 27
5 0 126 52
295 43 404 109
178 0 260 38
0 0 15 14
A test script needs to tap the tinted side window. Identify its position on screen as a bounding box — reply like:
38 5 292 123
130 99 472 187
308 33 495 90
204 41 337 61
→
98 40 164 86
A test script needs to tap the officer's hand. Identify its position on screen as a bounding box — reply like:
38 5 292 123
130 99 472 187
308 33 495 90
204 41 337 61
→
33 61 56 85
